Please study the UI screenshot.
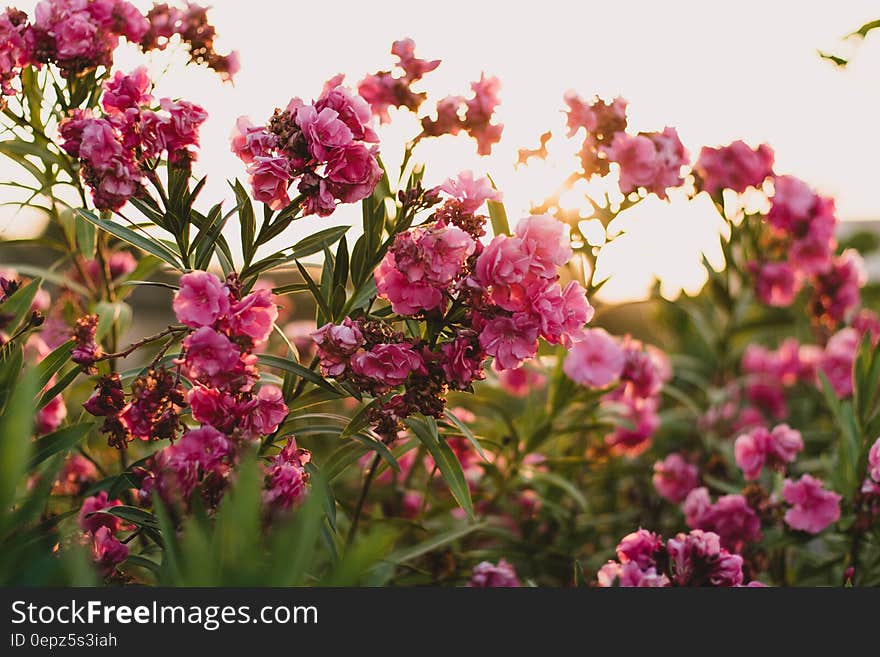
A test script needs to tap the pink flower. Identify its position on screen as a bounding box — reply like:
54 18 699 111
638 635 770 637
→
440 332 486 389
78 119 123 169
78 491 122 534
92 526 128 572
312 318 364 377
563 328 625 388
868 437 880 483
468 559 520 587
230 117 276 164
173 271 229 328
735 427 769 480
182 327 242 381
782 474 841 534
438 171 502 213
351 343 426 388
767 424 804 464
397 224 475 285
102 67 151 114
479 313 540 371
495 364 545 397
264 437 311 511
750 261 800 307
240 385 288 437
54 10 99 59
603 127 688 199
53 454 98 496
36 395 67 434
604 396 659 456
295 104 354 161
683 488 761 551
474 234 531 291
374 254 444 315
515 214 573 277
652 453 699 504
598 561 669 587
667 530 744 587
158 98 207 154
767 175 816 232
315 82 377 143
529 280 593 345
247 156 291 210
325 144 381 203
820 328 858 398
229 288 278 345
391 37 440 81
812 250 865 326
695 141 774 195
616 529 662 569
187 385 236 431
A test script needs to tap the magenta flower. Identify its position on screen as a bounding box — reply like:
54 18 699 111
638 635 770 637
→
374 254 444 315
173 270 230 328
479 313 540 371
819 327 858 398
868 437 880 483
240 385 288 437
264 437 311 511
514 214 573 278
782 474 841 534
652 453 699 504
603 127 688 199
695 141 774 195
351 342 426 389
229 288 278 345
439 171 501 213
295 105 354 161
616 529 663 569
563 328 625 388
750 261 800 307
468 559 520 587
247 156 292 210
312 318 364 377
181 327 242 380
102 66 152 114
91 526 128 573
78 491 123 534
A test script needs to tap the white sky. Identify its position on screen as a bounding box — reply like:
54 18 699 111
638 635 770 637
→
3 0 880 300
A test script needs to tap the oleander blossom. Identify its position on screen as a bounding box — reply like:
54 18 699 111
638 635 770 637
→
231 79 380 215
563 328 624 388
597 529 749 587
59 69 207 209
358 38 439 123
868 437 880 484
782 474 841 534
263 436 311 511
0 8 29 104
602 127 688 199
468 560 520 587
652 453 699 504
683 487 761 551
421 73 504 155
734 424 804 480
695 141 774 195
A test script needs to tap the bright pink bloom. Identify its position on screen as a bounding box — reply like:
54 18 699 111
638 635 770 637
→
666 530 744 587
102 67 152 114
173 271 229 328
514 214 573 277
295 104 354 161
78 491 122 534
468 559 520 587
230 117 276 164
820 328 859 398
496 364 546 397
351 343 426 388
695 141 774 195
474 234 531 291
439 171 501 213
683 487 761 551
187 385 236 431
36 395 67 434
652 453 699 504
374 254 444 315
182 327 242 381
325 144 382 203
240 385 288 437
616 529 662 569
563 328 624 388
750 261 800 307
528 281 593 346
782 474 841 534
767 175 816 232
604 127 688 199
247 156 291 210
229 288 278 344
440 332 485 389
92 526 128 572
312 318 364 377
479 313 540 371
735 427 769 480
263 437 311 511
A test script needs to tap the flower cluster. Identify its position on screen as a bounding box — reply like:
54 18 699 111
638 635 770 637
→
231 80 380 215
314 175 592 439
420 73 504 155
562 92 628 178
26 0 148 78
78 491 127 574
131 271 294 506
597 528 751 587
358 38 440 123
682 487 761 551
781 474 841 534
694 141 774 196
60 67 207 209
565 330 669 455
734 423 803 480
0 8 29 104
652 453 699 504
140 2 239 81
602 126 689 200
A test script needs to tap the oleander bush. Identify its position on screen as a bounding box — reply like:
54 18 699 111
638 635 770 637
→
1 1 879 587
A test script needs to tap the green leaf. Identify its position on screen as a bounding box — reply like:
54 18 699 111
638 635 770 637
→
97 505 160 529
442 407 487 461
406 417 474 518
486 175 510 236
340 400 381 438
76 209 182 270
26 422 93 470
75 213 97 260
0 369 37 529
34 341 73 392
351 433 400 473
232 179 256 266
256 354 340 396
38 367 80 410
379 522 486 568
